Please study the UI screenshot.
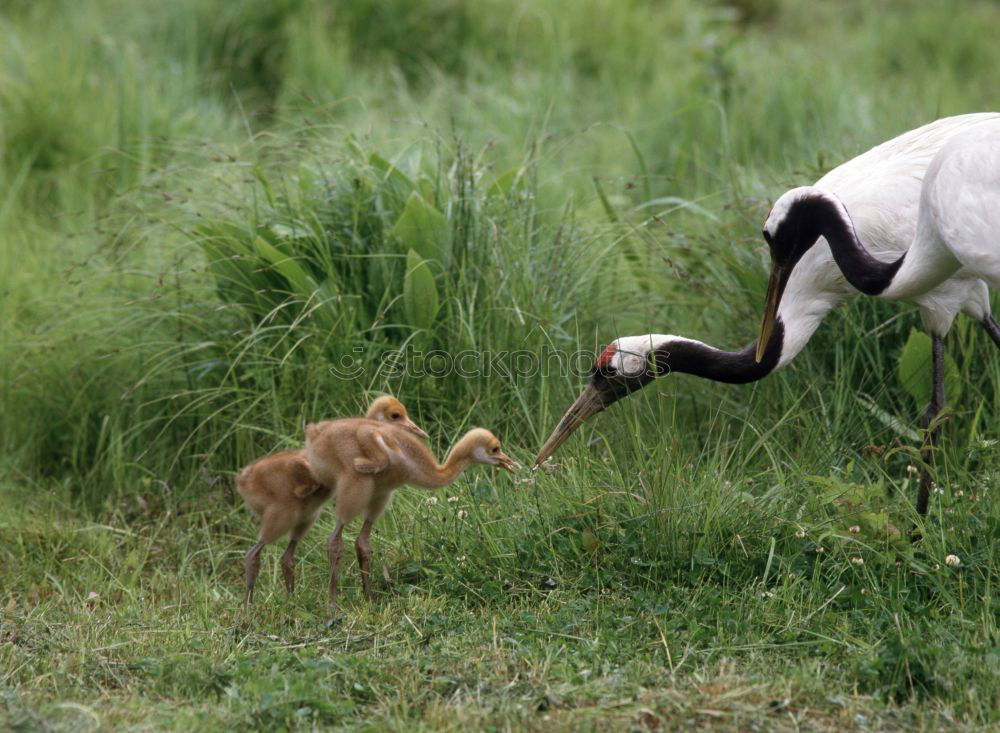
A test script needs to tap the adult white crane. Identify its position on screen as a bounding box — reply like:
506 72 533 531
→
534 113 1000 516
756 116 1000 513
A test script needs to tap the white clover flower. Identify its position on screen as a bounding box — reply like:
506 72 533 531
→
933 563 941 571
945 554 961 567
906 465 919 476
849 525 860 534
851 556 864 566
795 529 806 539
457 555 466 563
457 509 468 519
426 496 439 505
447 496 459 503
817 546 826 553
761 591 774 599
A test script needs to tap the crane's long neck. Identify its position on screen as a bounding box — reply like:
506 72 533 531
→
817 196 964 300
818 203 906 296
649 320 786 384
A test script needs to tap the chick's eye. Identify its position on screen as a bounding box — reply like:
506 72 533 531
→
390 412 400 419
491 446 499 454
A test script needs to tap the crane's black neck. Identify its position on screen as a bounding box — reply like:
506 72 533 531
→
651 320 784 384
808 195 905 296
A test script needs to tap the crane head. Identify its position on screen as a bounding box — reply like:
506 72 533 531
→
756 186 838 362
533 337 663 466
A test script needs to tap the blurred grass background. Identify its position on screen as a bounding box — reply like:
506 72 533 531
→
2 0 999 729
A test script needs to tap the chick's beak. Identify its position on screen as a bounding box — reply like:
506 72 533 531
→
494 451 519 473
403 419 430 439
755 263 788 363
533 383 605 467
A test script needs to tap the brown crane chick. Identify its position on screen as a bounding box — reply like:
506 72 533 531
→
305 423 518 609
237 396 427 608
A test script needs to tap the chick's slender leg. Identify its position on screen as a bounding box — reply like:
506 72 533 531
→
244 541 265 609
280 539 299 594
328 476 374 610
355 519 375 602
327 522 345 610
356 492 392 602
282 505 326 595
245 507 296 609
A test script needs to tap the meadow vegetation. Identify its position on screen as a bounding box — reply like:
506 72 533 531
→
2 0 999 729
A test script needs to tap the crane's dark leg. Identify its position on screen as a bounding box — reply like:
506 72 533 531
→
915 335 946 516
981 315 1000 347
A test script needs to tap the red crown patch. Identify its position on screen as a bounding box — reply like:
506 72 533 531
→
595 342 618 368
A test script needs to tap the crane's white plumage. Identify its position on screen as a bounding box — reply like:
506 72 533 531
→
756 114 1000 516
894 119 1000 294
770 113 1000 366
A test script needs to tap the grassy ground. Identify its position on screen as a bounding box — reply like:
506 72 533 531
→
2 0 1000 729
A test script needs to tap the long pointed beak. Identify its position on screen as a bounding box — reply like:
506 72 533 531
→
403 419 430 439
755 264 788 363
534 383 606 466
495 452 519 473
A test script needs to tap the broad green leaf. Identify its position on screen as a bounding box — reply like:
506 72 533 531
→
251 164 277 208
369 153 415 216
403 249 439 333
897 328 961 408
417 177 437 204
197 225 268 307
254 236 337 330
254 236 316 300
390 192 452 269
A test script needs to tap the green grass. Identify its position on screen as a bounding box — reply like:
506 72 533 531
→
2 0 1000 729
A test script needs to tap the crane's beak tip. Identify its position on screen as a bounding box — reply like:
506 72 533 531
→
533 384 606 466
